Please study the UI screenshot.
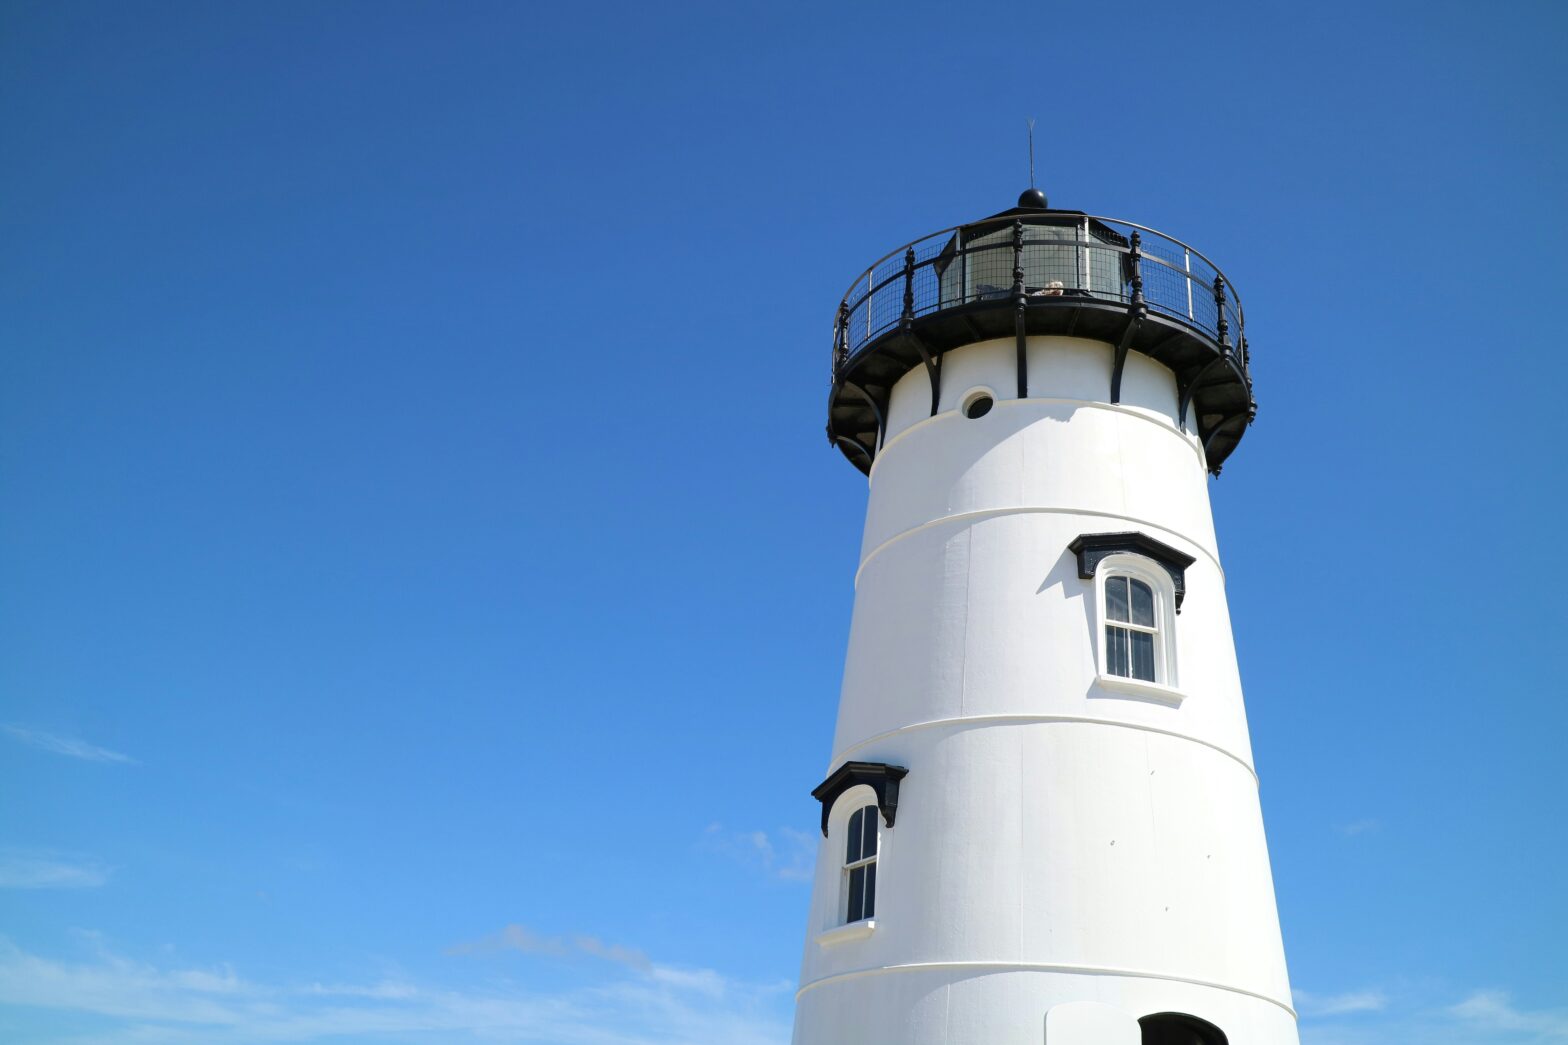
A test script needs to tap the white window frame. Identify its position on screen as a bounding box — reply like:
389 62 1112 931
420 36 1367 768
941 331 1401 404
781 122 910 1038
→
840 803 879 924
816 786 881 945
1093 553 1183 704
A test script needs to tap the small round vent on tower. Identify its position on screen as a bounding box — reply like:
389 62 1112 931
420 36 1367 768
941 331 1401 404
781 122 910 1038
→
962 390 994 419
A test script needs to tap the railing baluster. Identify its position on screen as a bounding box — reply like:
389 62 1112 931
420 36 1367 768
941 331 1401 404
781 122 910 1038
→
1214 275 1230 348
834 301 850 380
902 247 916 324
1128 231 1144 307
960 233 969 303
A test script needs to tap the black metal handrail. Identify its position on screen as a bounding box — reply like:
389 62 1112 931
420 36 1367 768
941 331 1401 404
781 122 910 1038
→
831 214 1247 382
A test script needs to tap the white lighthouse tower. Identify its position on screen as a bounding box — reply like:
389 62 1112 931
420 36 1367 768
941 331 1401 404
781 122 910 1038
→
794 188 1296 1045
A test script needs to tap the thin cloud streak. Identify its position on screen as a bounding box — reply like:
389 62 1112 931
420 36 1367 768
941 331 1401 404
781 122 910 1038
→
1294 988 1387 1016
1332 818 1379 837
1448 990 1568 1040
1298 985 1568 1045
446 924 652 971
0 852 111 890
2 724 137 764
0 935 791 1045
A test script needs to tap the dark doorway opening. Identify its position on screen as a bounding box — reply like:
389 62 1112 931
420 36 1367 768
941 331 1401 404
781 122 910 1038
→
1139 1012 1227 1045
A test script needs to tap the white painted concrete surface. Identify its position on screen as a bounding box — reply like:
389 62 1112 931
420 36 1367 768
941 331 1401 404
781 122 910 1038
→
793 337 1297 1044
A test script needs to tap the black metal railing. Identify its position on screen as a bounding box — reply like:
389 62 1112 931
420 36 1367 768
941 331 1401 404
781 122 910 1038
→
831 215 1247 382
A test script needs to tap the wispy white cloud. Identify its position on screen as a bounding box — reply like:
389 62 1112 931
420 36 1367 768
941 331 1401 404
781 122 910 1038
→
1332 818 1379 837
1298 984 1568 1045
2 724 137 765
1294 987 1387 1016
702 824 815 882
1448 990 1568 1040
0 851 111 889
446 924 652 971
0 932 792 1045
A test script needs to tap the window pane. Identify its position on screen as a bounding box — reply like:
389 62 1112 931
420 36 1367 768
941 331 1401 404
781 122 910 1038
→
864 862 876 919
847 865 865 922
1131 579 1154 627
845 809 862 864
862 806 878 857
1107 625 1129 676
1106 576 1129 622
1130 630 1156 681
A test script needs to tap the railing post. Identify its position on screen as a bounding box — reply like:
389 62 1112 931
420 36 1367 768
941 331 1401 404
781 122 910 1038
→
902 248 916 325
1214 275 1230 349
1011 219 1025 302
866 271 872 341
1079 216 1089 291
1128 231 1144 307
1184 249 1195 319
960 230 969 303
1013 219 1028 399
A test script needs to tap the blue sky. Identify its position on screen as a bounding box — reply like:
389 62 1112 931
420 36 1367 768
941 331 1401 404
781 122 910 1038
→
2 1 1565 1042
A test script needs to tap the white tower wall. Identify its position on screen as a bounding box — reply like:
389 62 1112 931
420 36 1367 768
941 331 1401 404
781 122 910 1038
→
794 336 1298 1044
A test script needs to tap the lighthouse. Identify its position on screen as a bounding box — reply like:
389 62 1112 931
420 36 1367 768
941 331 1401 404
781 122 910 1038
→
794 188 1296 1045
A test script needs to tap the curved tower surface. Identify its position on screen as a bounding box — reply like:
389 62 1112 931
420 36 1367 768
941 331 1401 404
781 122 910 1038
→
794 190 1296 1045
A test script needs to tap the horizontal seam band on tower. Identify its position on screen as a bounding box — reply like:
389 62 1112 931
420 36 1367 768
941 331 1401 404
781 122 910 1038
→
869 393 1206 482
854 506 1224 589
829 713 1258 784
794 959 1297 1018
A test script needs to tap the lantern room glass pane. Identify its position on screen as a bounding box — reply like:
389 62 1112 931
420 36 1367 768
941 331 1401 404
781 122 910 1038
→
960 227 1016 301
1020 222 1081 292
1087 241 1126 300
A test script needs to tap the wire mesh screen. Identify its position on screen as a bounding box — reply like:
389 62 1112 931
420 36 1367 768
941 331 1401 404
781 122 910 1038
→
1139 253 1194 325
910 263 941 321
834 215 1245 379
1188 279 1220 336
